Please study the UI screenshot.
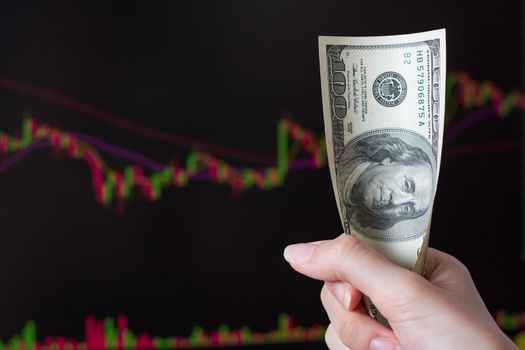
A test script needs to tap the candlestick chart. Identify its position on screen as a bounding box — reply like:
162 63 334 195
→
3 311 525 350
0 72 522 210
1 314 325 350
0 70 524 349
0 2 524 350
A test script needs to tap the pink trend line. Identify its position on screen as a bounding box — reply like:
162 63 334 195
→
0 75 276 165
443 138 519 158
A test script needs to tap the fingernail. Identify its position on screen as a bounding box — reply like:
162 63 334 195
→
283 243 316 263
331 282 351 310
370 337 397 350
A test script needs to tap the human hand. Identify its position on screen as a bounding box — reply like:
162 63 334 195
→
284 233 517 350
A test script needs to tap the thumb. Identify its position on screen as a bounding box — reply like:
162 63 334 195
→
284 233 427 311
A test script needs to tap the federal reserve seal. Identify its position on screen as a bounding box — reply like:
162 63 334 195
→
372 71 407 107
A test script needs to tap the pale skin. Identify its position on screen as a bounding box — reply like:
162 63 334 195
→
284 234 518 350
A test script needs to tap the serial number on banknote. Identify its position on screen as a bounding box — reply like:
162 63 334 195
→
404 50 431 129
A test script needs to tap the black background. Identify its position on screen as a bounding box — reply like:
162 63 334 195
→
0 0 523 347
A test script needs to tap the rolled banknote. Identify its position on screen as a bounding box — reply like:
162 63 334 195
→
318 29 446 325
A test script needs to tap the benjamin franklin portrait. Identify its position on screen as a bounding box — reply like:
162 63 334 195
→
337 132 434 232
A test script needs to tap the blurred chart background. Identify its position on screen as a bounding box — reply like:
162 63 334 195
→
0 0 524 349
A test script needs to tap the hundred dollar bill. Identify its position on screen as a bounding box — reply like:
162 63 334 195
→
319 29 446 323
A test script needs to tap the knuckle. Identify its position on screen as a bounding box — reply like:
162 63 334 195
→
445 256 474 284
324 332 331 349
449 256 471 277
401 270 425 289
398 272 425 298
337 317 360 349
338 240 373 278
436 252 472 280
380 270 425 310
320 283 330 305
324 324 336 349
438 250 471 276
334 235 368 261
